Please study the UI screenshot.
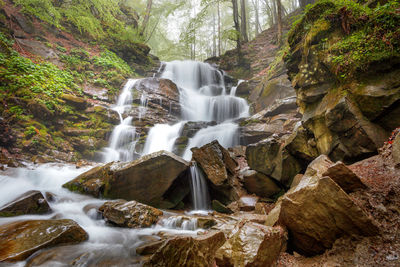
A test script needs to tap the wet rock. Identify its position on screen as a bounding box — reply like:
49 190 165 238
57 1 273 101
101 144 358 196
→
63 151 190 208
215 222 287 267
212 200 234 214
143 231 226 267
162 215 217 229
192 141 239 203
0 190 51 217
323 161 367 193
0 219 88 262
242 170 282 198
61 94 88 110
238 196 259 212
246 137 302 187
136 240 165 255
99 200 163 228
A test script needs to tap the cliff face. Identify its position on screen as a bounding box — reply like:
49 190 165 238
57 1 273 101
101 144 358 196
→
0 0 158 163
285 0 400 162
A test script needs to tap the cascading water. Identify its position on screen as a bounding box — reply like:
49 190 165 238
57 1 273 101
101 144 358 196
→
189 163 210 210
102 79 139 162
142 61 249 160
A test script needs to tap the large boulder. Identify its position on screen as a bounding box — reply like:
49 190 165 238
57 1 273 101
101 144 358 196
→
322 161 367 193
143 231 226 267
246 137 302 187
99 200 163 228
0 190 51 217
265 155 379 256
242 170 282 198
63 150 190 208
0 219 88 262
191 141 239 203
215 222 287 267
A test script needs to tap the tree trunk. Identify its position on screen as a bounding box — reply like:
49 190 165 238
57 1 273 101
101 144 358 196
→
253 0 261 35
218 1 221 56
276 0 283 46
240 0 248 42
213 11 217 57
232 0 242 60
140 0 153 36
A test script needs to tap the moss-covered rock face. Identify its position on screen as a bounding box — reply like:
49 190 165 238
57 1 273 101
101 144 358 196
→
285 0 400 162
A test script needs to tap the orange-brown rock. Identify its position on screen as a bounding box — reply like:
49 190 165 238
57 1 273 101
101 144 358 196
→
99 200 163 228
0 219 88 262
323 161 367 193
143 231 226 267
0 190 51 217
215 222 287 267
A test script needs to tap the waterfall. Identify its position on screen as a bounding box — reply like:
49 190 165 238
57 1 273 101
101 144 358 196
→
142 60 249 159
189 163 210 210
102 79 139 162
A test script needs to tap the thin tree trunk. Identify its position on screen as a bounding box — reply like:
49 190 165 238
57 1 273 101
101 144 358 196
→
213 11 217 57
253 0 260 35
218 1 221 56
240 0 248 42
232 0 242 60
140 0 153 36
276 0 283 46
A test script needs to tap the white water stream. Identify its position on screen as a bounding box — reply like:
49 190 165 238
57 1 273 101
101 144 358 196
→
0 61 250 265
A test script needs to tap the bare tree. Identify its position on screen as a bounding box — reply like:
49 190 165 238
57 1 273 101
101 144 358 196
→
218 0 221 56
140 0 153 36
240 0 249 42
232 0 242 57
276 0 283 46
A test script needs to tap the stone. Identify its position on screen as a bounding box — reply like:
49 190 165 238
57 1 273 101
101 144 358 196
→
215 222 287 267
11 14 34 34
162 215 217 229
99 200 163 228
192 141 239 203
393 133 400 166
61 94 88 110
323 161 367 193
63 151 190 208
143 231 226 267
246 137 302 187
279 176 379 256
238 196 259 212
0 219 88 262
285 125 319 162
290 174 304 189
212 200 234 214
192 140 237 186
136 240 165 255
0 190 51 217
242 170 282 198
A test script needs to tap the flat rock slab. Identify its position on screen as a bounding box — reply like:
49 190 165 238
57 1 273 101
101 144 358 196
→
63 150 189 208
0 219 88 262
99 200 163 228
0 190 51 217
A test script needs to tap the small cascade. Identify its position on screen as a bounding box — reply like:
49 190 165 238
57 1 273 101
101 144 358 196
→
230 79 245 96
102 79 139 162
161 216 198 231
142 122 185 155
189 163 210 210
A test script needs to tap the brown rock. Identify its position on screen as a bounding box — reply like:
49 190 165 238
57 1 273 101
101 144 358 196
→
242 170 282 198
0 190 51 217
0 219 88 262
215 222 287 267
238 196 259 212
61 94 88 110
279 176 379 256
393 133 400 166
99 200 163 228
212 200 234 214
192 140 237 186
63 151 190 208
144 231 226 267
136 240 165 255
323 161 367 193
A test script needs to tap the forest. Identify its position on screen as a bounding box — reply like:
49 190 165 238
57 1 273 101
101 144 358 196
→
0 0 399 266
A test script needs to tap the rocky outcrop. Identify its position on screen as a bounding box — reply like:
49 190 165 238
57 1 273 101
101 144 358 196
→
393 132 400 167
0 219 88 262
265 155 379 256
63 151 190 208
215 222 287 267
212 200 234 214
242 169 282 198
191 141 240 203
246 137 302 187
143 231 226 267
0 190 51 217
285 1 400 163
99 200 163 228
